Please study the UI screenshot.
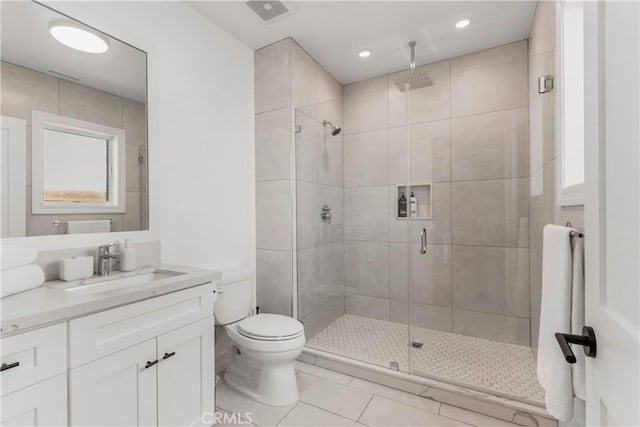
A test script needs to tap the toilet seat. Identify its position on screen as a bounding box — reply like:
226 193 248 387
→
237 314 304 341
225 321 306 353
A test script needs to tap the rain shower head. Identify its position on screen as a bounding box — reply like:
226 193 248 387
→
323 120 341 136
392 41 435 92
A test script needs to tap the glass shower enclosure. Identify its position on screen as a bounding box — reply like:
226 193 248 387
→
293 60 540 406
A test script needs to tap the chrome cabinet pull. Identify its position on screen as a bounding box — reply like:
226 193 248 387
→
420 228 427 254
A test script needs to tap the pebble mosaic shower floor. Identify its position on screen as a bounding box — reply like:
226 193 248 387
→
307 314 545 406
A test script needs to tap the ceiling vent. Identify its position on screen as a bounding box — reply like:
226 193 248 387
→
246 1 289 22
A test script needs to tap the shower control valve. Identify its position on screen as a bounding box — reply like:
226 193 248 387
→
321 205 332 224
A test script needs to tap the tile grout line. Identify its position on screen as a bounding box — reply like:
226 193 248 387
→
356 394 375 423
293 399 367 425
274 400 300 427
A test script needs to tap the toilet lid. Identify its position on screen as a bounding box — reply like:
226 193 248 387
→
237 314 304 341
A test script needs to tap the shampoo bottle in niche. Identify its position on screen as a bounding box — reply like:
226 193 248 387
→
410 192 418 218
120 239 136 272
398 192 407 217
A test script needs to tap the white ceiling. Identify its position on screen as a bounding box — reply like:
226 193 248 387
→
1 1 146 103
189 1 537 84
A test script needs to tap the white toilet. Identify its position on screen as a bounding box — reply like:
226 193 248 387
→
215 275 305 406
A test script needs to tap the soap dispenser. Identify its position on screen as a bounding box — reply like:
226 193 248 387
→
398 192 407 218
410 192 418 218
120 239 136 272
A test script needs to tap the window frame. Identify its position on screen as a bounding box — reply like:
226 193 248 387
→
31 110 126 214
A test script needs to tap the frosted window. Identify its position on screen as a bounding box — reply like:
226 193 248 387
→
561 1 585 189
42 129 108 202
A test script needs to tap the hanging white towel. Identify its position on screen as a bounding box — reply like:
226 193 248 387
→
537 224 574 421
1 245 38 270
571 236 585 400
1 264 45 298
66 220 111 234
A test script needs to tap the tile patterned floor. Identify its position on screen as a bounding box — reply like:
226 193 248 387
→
306 314 545 405
215 361 529 426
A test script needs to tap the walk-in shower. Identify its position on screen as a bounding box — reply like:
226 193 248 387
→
294 39 540 408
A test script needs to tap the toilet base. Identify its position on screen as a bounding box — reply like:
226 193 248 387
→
224 345 301 407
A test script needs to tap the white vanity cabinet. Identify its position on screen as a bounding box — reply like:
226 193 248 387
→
1 323 68 427
157 318 214 426
1 281 217 427
69 283 216 427
70 318 214 427
1 374 68 426
69 339 158 426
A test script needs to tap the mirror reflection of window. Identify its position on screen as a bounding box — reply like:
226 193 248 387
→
42 130 109 202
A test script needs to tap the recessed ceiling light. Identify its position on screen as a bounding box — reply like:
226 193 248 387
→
49 21 109 53
358 49 371 58
455 19 471 29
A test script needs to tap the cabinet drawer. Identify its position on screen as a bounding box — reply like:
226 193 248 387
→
1 373 68 427
69 283 215 368
1 323 67 396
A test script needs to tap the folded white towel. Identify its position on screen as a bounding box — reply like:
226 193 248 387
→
66 220 111 234
1 245 38 271
1 264 45 298
537 224 583 422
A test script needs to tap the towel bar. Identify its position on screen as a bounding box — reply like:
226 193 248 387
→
53 219 115 227
566 221 585 238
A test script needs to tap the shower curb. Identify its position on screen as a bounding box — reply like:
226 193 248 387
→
300 348 557 427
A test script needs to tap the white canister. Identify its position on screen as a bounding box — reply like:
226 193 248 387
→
59 256 94 281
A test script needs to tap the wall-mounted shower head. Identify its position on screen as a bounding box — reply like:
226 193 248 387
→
323 120 341 136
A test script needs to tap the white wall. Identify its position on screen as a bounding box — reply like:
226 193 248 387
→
1 2 255 273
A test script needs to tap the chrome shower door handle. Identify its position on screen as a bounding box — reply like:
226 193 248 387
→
420 228 427 254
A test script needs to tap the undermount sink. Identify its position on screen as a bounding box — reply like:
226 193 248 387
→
63 268 186 295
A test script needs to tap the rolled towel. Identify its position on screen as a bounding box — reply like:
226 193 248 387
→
1 245 38 271
1 265 45 298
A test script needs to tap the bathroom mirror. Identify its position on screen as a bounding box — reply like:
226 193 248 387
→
0 1 148 237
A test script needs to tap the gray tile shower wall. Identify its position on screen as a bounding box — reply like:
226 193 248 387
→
254 39 345 336
528 2 584 353
342 41 531 345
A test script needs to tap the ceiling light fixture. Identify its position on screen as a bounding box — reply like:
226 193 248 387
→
455 19 471 29
358 49 371 58
49 21 109 53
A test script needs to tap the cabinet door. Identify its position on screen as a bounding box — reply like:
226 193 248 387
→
70 339 157 427
1 373 67 427
157 318 214 427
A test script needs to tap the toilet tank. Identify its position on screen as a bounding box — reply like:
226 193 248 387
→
214 272 254 325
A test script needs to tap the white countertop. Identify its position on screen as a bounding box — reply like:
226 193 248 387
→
1 264 221 336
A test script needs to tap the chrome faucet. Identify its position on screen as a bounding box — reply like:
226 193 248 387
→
97 243 119 276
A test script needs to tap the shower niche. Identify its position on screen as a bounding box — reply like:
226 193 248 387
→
395 183 432 220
